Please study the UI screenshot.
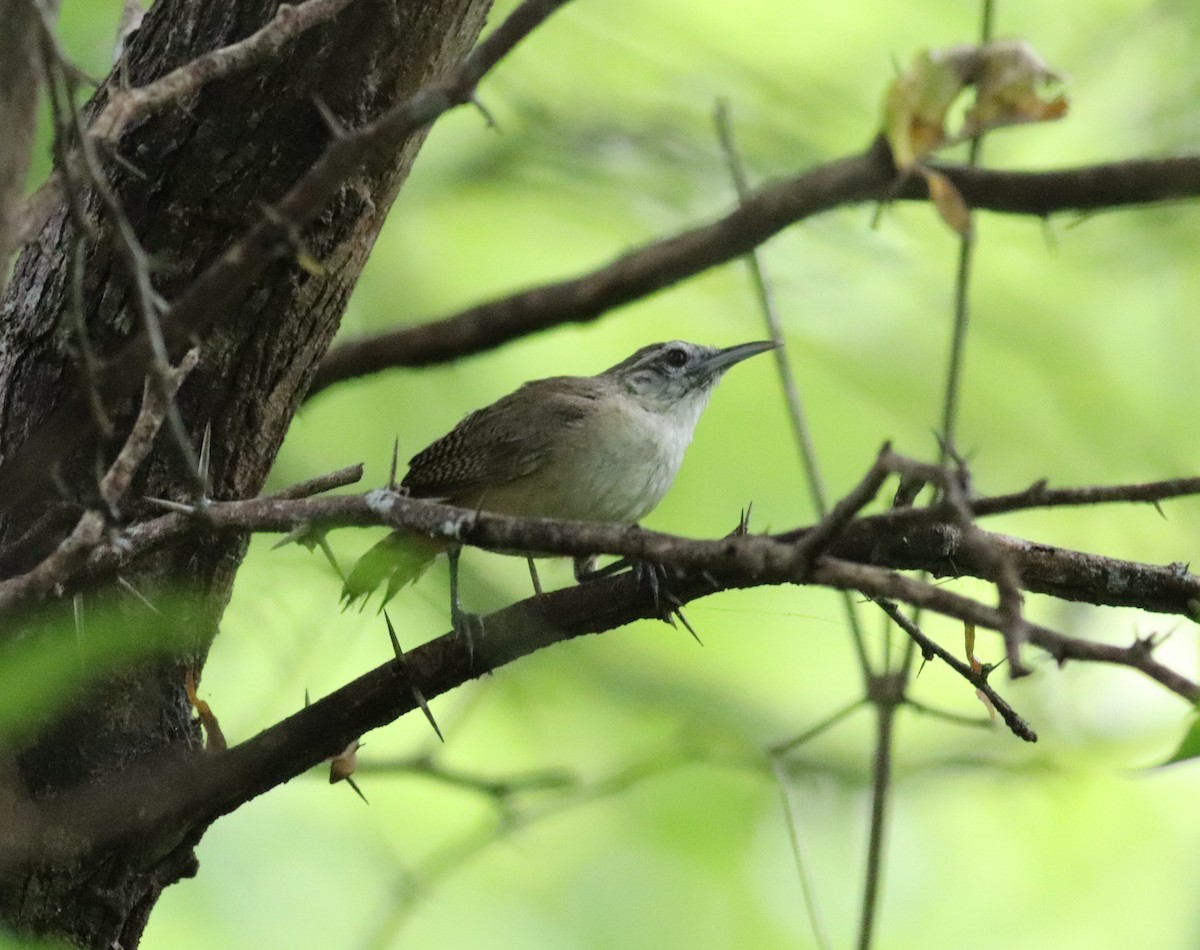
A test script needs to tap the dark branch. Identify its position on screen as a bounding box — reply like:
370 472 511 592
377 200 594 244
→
4 512 1192 873
309 146 1200 395
873 598 1036 742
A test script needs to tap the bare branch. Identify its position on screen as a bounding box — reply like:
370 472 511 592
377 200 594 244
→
0 347 199 609
309 146 1200 395
12 540 1187 880
0 451 1191 702
873 598 1036 742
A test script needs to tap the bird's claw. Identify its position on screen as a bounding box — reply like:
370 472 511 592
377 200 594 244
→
452 605 486 664
577 557 698 642
630 559 667 610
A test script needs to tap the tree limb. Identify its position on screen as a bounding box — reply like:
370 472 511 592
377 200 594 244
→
309 147 1200 394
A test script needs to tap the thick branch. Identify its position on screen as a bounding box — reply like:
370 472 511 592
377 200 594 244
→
5 510 1194 872
0 0 45 298
2 471 1195 629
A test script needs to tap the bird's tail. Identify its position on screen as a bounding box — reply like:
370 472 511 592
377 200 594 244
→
341 531 443 611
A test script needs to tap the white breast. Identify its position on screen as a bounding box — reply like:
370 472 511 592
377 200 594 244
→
549 386 712 523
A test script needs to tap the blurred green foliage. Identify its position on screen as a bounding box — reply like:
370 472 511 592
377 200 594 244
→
21 0 1200 948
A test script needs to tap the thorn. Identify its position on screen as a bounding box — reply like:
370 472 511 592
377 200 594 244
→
144 495 198 514
672 604 702 646
389 437 400 490
527 557 543 597
311 94 346 138
197 421 212 493
316 535 348 585
384 610 403 662
344 775 369 804
328 738 367 802
272 525 346 582
108 147 148 181
271 525 311 550
304 688 311 707
149 287 170 314
470 94 498 130
410 685 444 744
73 592 85 668
385 611 444 742
116 575 160 613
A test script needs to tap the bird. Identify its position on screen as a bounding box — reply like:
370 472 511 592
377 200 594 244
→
342 339 776 635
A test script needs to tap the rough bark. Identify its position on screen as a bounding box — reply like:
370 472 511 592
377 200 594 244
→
0 0 49 301
0 0 490 945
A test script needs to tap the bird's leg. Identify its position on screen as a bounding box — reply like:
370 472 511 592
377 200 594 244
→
572 555 599 583
447 544 485 659
526 556 544 597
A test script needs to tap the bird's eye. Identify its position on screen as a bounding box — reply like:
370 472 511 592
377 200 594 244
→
662 348 688 369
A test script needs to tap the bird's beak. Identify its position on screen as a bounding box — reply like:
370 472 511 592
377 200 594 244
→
696 339 778 377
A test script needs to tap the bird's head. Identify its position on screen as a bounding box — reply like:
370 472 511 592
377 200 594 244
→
601 339 776 416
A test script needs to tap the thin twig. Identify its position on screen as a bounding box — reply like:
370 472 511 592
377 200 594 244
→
770 755 835 950
713 97 873 682
857 687 899 950
15 0 364 248
874 599 1036 742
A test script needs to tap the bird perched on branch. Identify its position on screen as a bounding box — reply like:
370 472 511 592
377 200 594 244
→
342 339 775 636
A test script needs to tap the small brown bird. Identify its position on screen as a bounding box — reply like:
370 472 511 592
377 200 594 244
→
343 339 775 632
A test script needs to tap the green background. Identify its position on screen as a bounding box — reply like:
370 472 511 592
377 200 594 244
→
26 0 1200 947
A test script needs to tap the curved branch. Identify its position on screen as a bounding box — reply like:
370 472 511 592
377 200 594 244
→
308 136 898 392
309 147 1200 395
5 512 1194 874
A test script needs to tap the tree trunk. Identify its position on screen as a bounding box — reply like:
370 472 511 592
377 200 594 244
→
0 0 490 945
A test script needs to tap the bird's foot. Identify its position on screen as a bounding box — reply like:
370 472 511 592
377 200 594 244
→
576 557 699 644
451 604 486 664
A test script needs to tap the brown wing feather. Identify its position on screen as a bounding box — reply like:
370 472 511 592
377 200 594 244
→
401 376 604 501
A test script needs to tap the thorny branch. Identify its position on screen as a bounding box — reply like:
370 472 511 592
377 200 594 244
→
872 599 1036 742
0 439 1197 873
3 468 1197 871
0 348 199 611
1 445 1196 694
35 8 205 488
